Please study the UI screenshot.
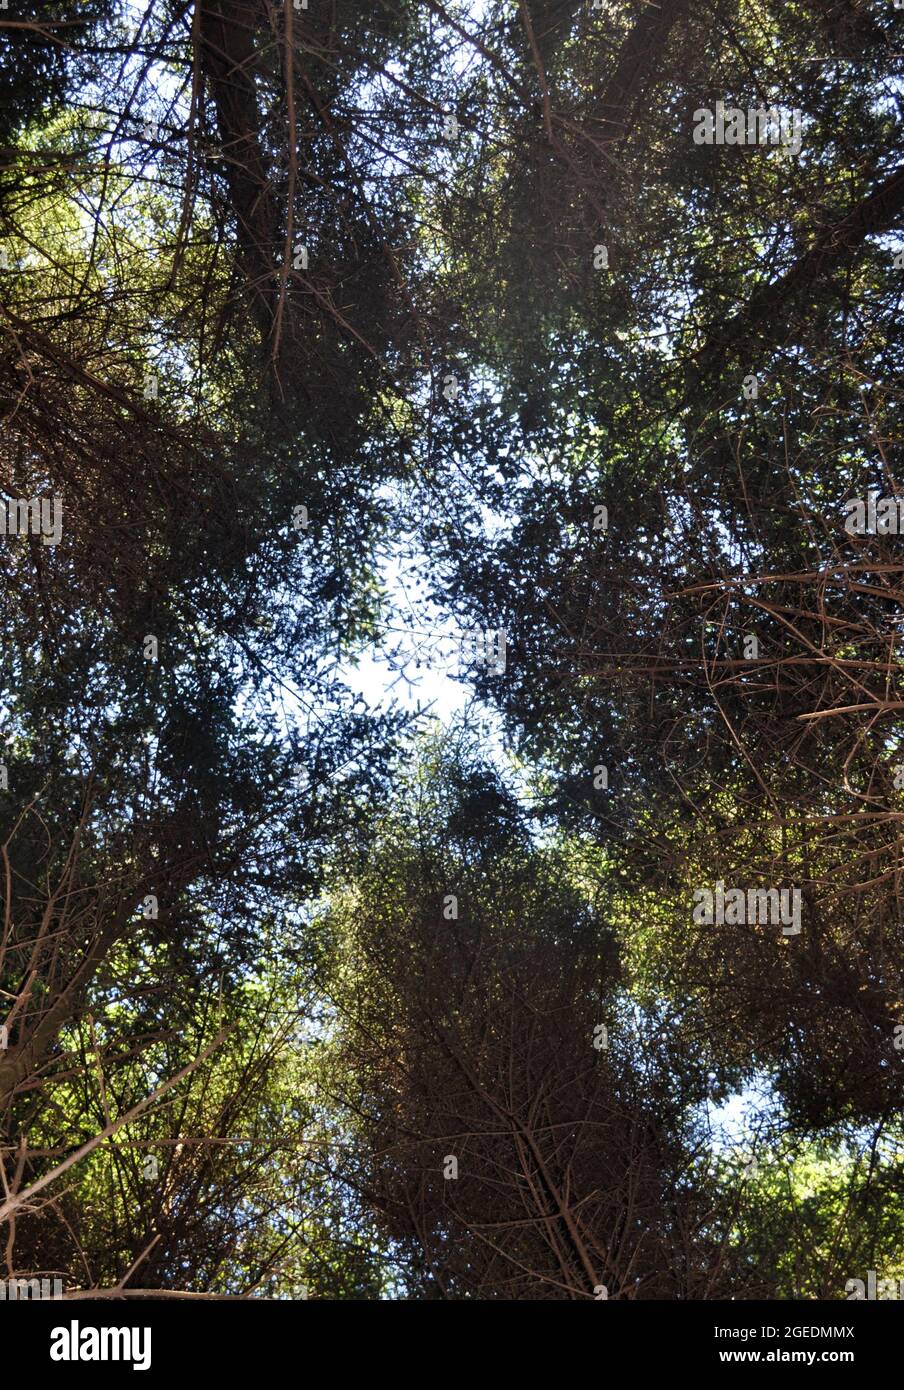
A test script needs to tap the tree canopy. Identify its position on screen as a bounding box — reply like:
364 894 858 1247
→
1 0 903 1302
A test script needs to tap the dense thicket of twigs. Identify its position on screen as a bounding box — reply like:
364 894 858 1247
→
0 0 903 1300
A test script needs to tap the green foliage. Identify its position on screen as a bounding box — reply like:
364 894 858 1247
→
3 0 904 1301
